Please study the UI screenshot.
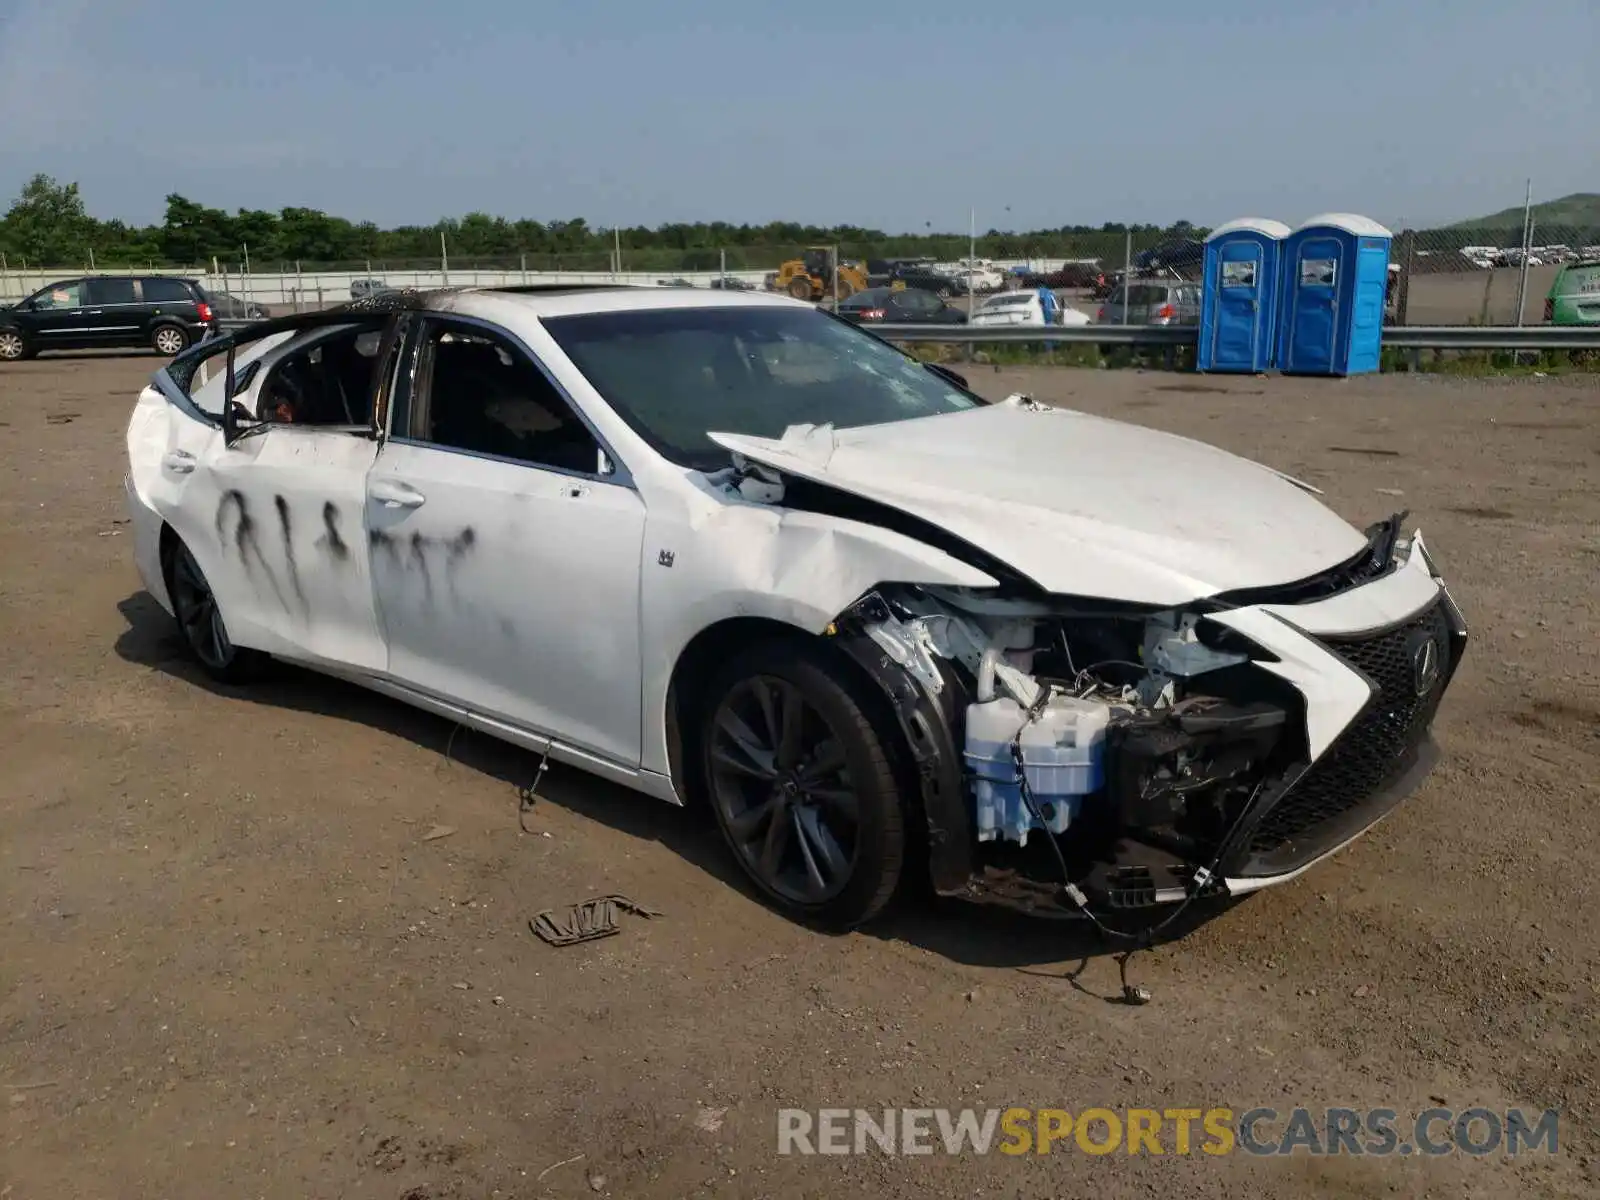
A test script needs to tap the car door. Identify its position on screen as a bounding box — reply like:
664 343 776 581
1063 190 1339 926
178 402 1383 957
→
368 314 647 766
146 319 398 672
84 277 144 346
21 279 92 349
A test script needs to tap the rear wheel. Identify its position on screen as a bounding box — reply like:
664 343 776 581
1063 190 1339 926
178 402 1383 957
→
701 642 906 927
151 323 190 356
0 329 31 361
163 538 264 683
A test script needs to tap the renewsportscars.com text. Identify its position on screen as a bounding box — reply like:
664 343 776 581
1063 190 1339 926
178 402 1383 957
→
776 1106 1560 1157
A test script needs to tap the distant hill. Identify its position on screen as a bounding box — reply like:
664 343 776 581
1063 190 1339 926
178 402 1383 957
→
1451 193 1600 230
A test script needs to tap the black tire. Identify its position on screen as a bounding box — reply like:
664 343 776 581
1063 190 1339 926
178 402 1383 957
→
162 537 265 683
150 323 190 356
700 640 906 928
0 328 32 361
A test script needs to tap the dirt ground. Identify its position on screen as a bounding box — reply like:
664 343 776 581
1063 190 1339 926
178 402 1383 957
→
1 352 1597 1199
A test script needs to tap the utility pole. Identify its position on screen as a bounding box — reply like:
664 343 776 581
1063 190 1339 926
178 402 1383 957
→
1514 178 1534 327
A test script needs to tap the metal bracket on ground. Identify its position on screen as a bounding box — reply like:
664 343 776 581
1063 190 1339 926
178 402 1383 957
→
530 895 663 947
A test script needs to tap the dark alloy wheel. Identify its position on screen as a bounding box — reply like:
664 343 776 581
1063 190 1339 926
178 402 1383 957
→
164 539 262 682
702 643 905 926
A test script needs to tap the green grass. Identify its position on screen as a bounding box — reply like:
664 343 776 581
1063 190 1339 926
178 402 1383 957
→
900 341 1194 371
900 341 1596 378
1379 346 1600 376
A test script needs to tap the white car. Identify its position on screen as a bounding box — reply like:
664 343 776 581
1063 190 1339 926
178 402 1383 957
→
969 291 1092 328
935 262 1006 293
124 286 1466 928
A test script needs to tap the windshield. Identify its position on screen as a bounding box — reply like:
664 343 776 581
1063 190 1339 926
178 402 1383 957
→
982 294 1034 308
543 305 984 469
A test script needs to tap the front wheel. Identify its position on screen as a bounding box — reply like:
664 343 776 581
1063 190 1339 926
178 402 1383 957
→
163 538 265 683
700 641 906 927
0 329 32 361
151 323 190 356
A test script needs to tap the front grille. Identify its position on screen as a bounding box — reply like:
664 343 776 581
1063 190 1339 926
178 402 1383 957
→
1247 598 1454 858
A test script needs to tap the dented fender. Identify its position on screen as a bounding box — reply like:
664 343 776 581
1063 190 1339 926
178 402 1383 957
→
637 495 997 782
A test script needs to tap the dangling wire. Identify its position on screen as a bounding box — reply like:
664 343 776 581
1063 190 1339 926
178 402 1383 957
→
1009 684 1264 1005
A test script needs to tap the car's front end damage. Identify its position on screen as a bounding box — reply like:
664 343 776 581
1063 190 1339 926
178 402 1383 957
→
706 403 1467 924
819 520 1466 919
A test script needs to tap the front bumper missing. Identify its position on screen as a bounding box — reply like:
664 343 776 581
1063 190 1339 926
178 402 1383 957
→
844 534 1465 920
961 729 1445 920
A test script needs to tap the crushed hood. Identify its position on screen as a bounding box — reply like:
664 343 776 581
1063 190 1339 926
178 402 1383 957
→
709 402 1369 606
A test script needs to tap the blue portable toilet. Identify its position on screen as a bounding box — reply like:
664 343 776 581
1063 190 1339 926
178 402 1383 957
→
1198 218 1290 373
1278 214 1392 376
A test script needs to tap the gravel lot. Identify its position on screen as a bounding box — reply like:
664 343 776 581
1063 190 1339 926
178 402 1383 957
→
1 353 1596 1199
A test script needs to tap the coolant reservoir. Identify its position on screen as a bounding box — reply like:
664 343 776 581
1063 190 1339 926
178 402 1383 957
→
964 693 1110 846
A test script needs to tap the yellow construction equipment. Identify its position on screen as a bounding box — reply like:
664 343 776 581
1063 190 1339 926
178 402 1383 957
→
772 247 867 302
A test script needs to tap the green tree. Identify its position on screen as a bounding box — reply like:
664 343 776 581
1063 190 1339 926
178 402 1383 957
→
159 194 239 265
0 174 94 265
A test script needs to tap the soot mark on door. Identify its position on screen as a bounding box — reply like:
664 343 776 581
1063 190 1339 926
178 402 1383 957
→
274 494 309 609
215 490 289 612
317 502 351 562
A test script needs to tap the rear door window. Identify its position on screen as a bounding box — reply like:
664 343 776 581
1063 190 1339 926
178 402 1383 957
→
87 278 138 305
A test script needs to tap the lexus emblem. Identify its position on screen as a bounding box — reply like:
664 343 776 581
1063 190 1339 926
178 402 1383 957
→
1411 634 1442 697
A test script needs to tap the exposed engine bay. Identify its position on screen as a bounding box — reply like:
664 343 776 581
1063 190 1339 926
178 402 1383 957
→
832 583 1304 913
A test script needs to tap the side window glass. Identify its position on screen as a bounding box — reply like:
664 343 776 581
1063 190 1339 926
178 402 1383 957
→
88 278 138 305
258 326 385 427
417 324 601 475
141 277 192 303
33 281 85 310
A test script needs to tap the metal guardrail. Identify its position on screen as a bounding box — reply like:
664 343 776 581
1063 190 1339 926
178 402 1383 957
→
864 324 1600 352
867 323 1189 345
867 323 1600 350
213 314 1600 352
1379 325 1600 350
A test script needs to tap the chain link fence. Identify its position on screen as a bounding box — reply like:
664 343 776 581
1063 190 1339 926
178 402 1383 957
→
1391 223 1600 327
6 219 1594 326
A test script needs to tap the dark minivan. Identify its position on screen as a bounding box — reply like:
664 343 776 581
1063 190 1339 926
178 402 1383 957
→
0 275 218 361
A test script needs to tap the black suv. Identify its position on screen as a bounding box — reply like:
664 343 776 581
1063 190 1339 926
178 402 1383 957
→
0 275 219 361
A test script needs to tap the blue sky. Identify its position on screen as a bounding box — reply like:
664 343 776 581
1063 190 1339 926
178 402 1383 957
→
0 0 1592 231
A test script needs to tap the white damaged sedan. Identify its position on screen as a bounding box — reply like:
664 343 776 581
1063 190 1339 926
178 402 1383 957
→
124 286 1466 927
